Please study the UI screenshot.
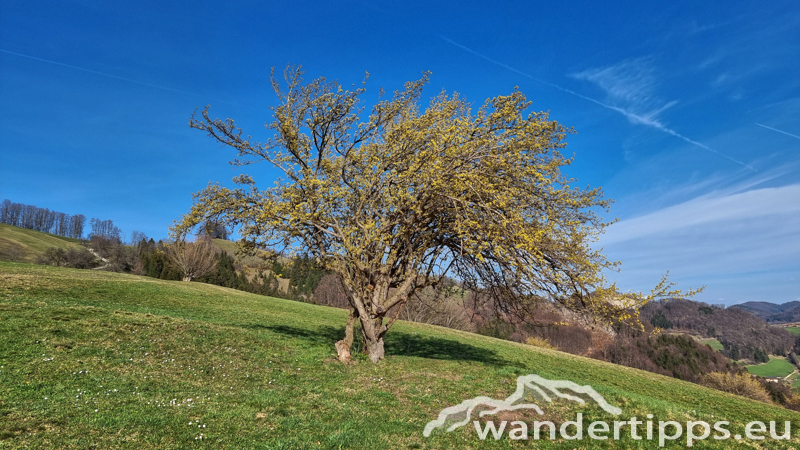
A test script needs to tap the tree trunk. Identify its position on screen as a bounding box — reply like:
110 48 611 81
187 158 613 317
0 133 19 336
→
335 275 414 364
364 334 385 363
183 276 192 282
359 315 385 363
335 309 357 362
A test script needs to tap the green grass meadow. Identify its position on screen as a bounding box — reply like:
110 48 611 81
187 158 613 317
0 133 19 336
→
699 339 724 351
785 327 800 336
1 261 799 449
746 356 796 378
0 224 81 264
210 239 267 268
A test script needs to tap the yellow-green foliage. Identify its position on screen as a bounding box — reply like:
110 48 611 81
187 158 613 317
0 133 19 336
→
702 372 774 404
525 336 555 349
173 66 701 363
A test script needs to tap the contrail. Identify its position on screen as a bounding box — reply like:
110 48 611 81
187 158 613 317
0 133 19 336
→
0 48 238 105
442 36 755 171
755 123 800 140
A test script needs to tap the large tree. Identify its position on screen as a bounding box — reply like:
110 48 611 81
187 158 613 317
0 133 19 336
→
173 66 694 363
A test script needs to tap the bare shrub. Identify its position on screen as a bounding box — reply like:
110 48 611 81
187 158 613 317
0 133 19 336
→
543 324 594 355
38 247 66 266
131 257 147 276
166 235 218 282
89 235 121 259
63 247 98 269
5 243 24 261
400 285 472 331
313 274 349 309
701 372 773 404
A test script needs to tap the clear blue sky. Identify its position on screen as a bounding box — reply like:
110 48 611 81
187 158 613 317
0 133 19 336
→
1 1 798 306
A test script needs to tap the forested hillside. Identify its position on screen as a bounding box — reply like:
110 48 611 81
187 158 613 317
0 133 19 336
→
640 299 794 361
733 301 800 323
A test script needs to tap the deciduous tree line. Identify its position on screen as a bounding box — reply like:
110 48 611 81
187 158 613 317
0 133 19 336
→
1 199 156 249
1 199 85 239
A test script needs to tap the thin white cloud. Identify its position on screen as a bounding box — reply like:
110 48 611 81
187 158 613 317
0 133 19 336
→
601 184 800 304
0 48 240 106
602 184 800 244
755 123 800 140
570 58 663 115
610 161 795 217
441 37 755 171
570 59 754 170
711 73 731 87
686 18 741 35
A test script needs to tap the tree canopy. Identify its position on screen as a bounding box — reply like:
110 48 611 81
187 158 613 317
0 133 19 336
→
173 66 695 363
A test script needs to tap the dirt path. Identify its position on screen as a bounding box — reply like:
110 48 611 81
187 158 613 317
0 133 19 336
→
88 248 110 270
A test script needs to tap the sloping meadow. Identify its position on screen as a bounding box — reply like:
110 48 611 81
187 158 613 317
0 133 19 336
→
1 261 798 449
0 224 82 264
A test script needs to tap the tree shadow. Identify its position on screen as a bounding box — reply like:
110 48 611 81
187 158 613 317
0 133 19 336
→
260 323 510 366
257 324 342 345
385 332 510 366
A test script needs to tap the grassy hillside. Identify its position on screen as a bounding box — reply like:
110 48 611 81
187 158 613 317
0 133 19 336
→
699 338 724 351
0 223 82 263
211 238 292 290
1 261 798 449
746 356 796 378
211 238 271 268
211 238 250 260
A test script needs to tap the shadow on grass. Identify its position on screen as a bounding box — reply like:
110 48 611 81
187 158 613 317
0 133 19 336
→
259 324 510 366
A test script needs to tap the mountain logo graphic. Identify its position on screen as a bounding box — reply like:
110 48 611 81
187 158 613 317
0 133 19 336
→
423 374 622 437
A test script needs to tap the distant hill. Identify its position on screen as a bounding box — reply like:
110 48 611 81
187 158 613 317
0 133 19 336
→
0 223 82 263
731 301 800 323
762 306 800 324
640 298 794 361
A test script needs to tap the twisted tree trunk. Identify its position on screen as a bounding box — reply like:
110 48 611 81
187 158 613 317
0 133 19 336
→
335 273 413 363
359 315 386 364
335 309 358 362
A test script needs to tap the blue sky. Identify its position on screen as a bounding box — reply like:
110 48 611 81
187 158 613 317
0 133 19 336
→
1 1 798 306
